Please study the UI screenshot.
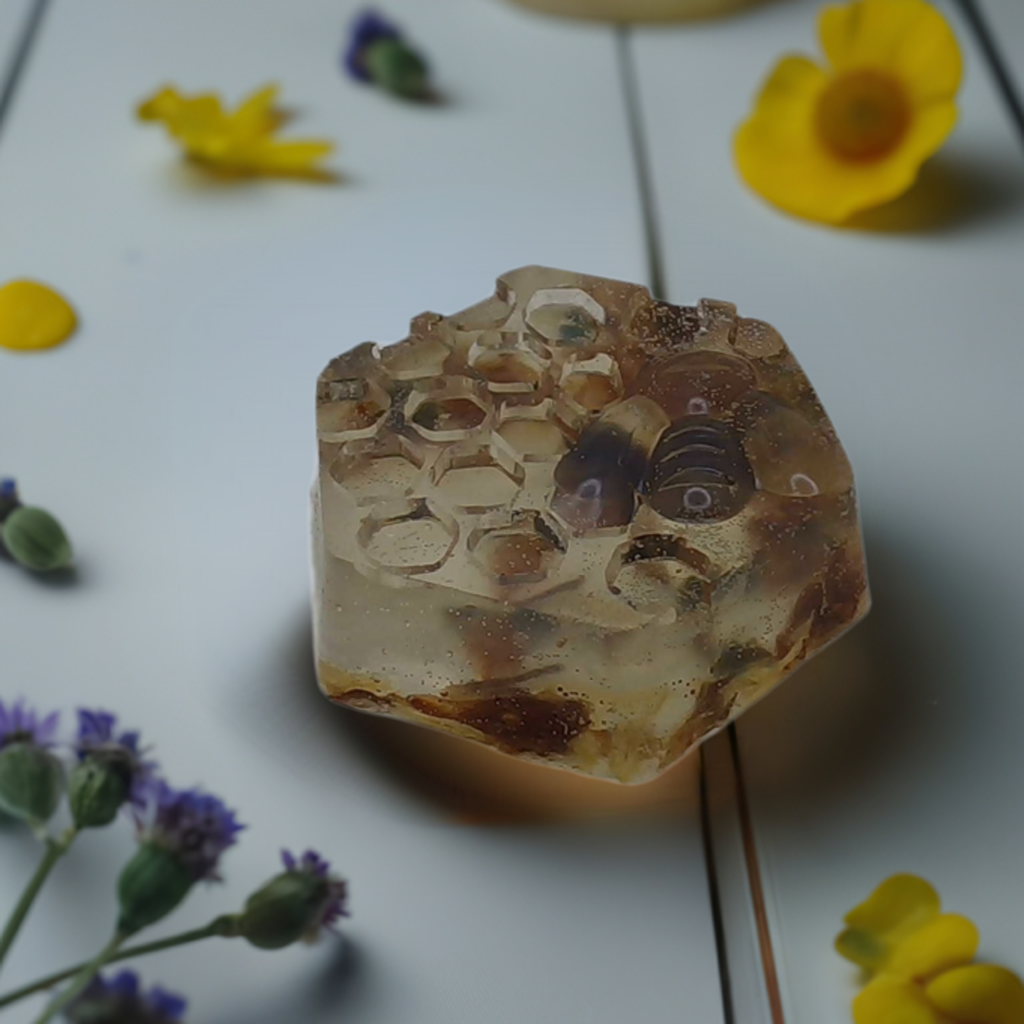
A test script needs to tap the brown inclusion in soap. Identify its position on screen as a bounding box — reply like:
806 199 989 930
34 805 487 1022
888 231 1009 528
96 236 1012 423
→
313 267 869 784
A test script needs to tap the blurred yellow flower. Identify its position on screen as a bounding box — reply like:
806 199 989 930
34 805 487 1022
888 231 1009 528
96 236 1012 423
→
838 875 1024 1024
734 0 962 223
137 84 334 179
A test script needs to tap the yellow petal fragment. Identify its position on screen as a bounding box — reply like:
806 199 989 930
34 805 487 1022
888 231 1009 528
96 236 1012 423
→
818 0 962 105
887 914 979 981
836 875 941 971
0 280 77 352
853 975 944 1024
926 965 1024 1024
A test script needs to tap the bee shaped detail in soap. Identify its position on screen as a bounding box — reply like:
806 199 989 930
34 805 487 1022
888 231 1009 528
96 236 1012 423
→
313 267 869 783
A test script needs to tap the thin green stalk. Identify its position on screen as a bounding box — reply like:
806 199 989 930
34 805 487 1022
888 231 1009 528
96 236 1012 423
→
0 827 77 974
32 932 124 1024
0 916 237 1010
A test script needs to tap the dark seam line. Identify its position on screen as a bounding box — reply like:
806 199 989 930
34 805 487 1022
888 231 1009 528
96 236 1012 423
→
614 26 668 302
700 745 737 1024
0 0 51 136
615 27 733 1021
729 724 786 1024
953 0 1024 148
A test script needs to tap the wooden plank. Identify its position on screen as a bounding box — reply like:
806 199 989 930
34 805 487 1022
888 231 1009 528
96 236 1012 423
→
0 1 727 1022
630 0 1024 1020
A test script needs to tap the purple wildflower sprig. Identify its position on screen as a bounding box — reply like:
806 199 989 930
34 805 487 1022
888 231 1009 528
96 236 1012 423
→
64 969 186 1024
0 844 351 1017
343 9 430 99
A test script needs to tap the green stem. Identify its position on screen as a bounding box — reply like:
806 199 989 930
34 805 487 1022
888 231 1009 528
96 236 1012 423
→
0 827 77 975
0 916 237 1010
32 932 125 1024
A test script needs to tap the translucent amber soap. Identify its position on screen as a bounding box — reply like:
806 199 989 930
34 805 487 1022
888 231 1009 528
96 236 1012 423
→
313 267 868 783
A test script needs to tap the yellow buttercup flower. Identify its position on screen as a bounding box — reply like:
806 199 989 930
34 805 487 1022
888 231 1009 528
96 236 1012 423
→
838 875 1024 1024
137 84 334 179
734 0 962 223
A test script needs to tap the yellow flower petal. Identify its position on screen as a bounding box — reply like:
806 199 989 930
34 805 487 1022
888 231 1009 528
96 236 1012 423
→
227 84 281 142
819 0 962 104
887 914 979 980
926 965 1024 1024
836 875 941 971
853 975 944 1024
0 280 77 352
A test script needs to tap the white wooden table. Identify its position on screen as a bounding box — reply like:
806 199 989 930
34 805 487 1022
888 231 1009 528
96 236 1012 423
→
0 1 1020 1022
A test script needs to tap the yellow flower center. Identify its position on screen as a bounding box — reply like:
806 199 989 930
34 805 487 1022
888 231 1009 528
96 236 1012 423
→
815 70 910 162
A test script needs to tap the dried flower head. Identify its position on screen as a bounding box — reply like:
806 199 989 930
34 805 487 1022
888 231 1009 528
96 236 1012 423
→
135 781 244 882
118 783 244 935
64 969 186 1024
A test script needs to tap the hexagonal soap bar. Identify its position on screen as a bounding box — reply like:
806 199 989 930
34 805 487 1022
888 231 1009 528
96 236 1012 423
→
313 267 868 783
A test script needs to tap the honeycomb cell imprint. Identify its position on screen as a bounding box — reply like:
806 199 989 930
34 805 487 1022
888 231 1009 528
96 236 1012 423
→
313 267 869 784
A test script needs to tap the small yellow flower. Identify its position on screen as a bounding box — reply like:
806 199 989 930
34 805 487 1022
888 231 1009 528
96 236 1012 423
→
137 84 334 179
734 0 962 223
838 875 1024 1024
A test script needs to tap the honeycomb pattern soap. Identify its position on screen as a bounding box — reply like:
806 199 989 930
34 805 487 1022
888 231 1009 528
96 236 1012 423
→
313 267 869 783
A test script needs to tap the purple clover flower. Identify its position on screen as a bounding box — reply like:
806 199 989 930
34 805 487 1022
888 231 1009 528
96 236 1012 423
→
74 708 156 806
344 9 402 81
282 848 349 936
65 969 186 1023
136 780 243 881
0 698 59 749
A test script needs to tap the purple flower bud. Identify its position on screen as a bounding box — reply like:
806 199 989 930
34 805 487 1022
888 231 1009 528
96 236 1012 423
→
134 781 244 882
68 709 157 828
282 848 349 935
237 848 348 949
64 969 187 1023
74 708 156 806
343 9 402 81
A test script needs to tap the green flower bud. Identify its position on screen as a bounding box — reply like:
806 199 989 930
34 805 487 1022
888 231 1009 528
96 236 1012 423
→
237 871 329 950
0 741 64 824
68 757 131 829
2 506 72 571
364 38 429 99
117 844 193 937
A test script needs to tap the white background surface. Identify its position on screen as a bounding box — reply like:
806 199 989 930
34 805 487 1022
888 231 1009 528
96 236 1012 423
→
633 0 1024 1020
1 0 1022 1022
